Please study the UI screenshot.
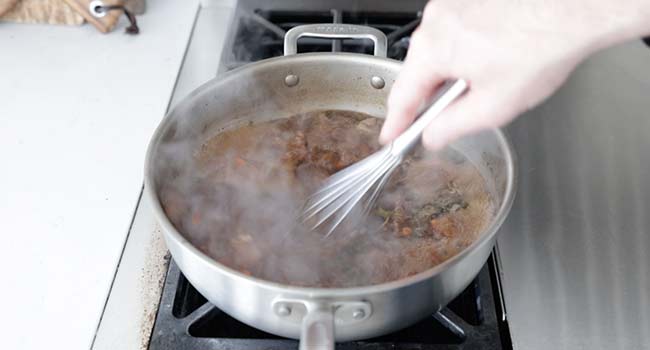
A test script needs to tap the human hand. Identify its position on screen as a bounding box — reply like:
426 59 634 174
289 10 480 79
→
379 0 650 150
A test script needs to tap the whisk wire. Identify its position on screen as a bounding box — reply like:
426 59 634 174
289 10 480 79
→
319 155 400 237
300 79 468 237
307 149 388 198
302 150 394 226
361 160 401 218
300 152 387 217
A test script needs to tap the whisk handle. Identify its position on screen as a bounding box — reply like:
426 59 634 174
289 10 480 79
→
390 79 468 155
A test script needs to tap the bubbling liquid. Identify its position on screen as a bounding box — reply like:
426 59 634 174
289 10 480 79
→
159 110 494 287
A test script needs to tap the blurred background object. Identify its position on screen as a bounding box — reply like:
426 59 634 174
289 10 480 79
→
0 0 84 25
64 0 124 33
125 0 144 15
0 0 145 32
0 0 18 17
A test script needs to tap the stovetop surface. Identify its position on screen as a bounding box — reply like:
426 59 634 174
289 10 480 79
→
148 1 512 348
219 0 425 72
149 257 510 350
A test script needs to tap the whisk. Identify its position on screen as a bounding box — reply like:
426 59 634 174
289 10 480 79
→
300 79 468 237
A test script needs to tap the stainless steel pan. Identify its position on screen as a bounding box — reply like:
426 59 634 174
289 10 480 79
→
145 24 517 349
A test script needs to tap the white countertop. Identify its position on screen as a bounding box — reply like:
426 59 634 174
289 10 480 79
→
0 1 198 349
92 4 235 349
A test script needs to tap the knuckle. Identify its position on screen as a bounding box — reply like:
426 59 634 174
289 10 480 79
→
422 1 439 21
424 0 458 20
408 28 450 67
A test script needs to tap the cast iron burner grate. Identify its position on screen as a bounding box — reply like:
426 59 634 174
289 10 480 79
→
148 256 511 350
221 6 422 71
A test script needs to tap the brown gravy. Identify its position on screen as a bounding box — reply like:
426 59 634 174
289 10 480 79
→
159 110 494 287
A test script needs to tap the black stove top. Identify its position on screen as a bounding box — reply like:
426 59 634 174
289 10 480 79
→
148 2 513 348
149 256 511 350
149 258 512 350
219 0 425 72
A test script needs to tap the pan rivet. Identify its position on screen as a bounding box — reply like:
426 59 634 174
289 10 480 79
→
285 74 299 87
277 305 292 316
370 76 385 89
352 309 366 319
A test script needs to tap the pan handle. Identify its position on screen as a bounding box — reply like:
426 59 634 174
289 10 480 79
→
299 305 335 350
284 24 388 57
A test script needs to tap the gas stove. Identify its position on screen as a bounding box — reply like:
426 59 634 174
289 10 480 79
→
218 1 423 71
149 257 510 350
91 2 650 350
145 1 513 349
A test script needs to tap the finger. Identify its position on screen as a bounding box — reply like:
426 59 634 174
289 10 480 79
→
421 89 511 151
379 45 445 144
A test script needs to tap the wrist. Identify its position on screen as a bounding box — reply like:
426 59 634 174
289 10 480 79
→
572 0 650 54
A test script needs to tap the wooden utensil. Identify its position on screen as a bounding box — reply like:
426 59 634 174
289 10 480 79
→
0 0 84 25
0 0 18 17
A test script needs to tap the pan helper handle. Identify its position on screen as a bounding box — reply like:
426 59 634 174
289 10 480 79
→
300 304 335 350
284 23 388 57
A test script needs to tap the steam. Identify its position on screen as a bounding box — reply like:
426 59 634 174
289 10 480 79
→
153 109 494 288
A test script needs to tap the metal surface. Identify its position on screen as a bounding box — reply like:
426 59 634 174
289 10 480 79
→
497 40 650 350
284 74 299 87
145 20 515 350
284 24 388 57
302 79 468 236
148 257 511 350
370 76 385 89
89 0 107 18
300 307 334 350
